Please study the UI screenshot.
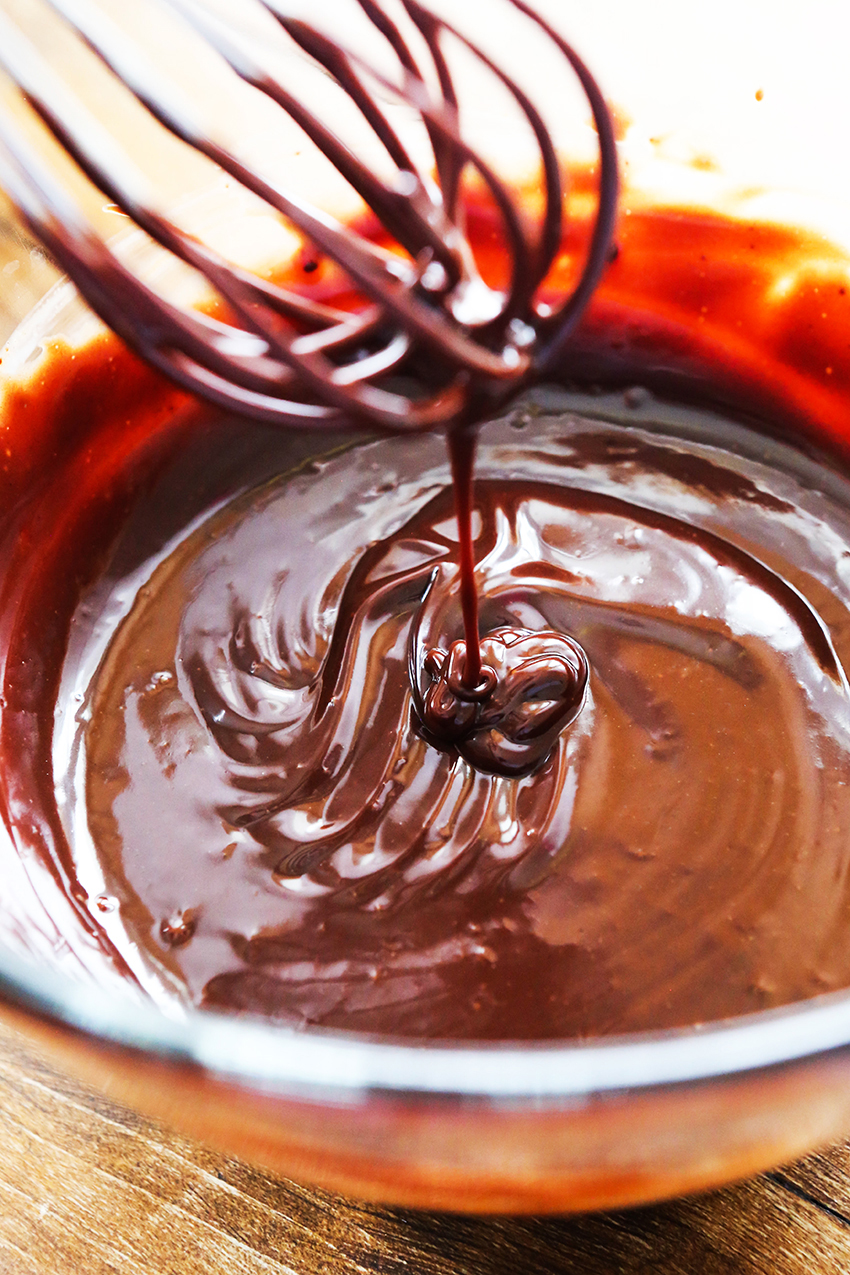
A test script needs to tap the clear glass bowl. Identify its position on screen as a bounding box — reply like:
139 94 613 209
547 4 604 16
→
3 0 850 1214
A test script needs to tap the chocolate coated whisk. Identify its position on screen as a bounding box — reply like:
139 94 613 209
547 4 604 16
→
0 0 617 431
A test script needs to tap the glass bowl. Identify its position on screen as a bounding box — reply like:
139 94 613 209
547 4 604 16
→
3 0 850 1215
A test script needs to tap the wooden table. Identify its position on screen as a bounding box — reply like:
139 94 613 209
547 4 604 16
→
0 1018 847 1275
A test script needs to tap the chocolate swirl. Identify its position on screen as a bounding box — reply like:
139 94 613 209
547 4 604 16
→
416 628 588 774
73 408 850 1038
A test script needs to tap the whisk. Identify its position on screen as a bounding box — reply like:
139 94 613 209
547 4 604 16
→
0 0 618 433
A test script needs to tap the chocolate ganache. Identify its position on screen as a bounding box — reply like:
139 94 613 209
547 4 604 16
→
47 396 850 1038
5 200 850 1038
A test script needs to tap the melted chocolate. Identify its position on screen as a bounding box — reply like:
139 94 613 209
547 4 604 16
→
50 412 850 1038
4 199 850 1039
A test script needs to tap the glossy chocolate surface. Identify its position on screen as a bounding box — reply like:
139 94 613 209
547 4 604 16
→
44 406 850 1038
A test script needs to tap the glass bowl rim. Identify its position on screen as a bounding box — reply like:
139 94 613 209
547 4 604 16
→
3 943 850 1104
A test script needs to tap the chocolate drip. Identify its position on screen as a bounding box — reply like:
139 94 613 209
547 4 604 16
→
433 420 589 777
446 423 485 691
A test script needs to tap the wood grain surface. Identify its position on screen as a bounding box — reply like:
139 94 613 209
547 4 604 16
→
0 1017 846 1275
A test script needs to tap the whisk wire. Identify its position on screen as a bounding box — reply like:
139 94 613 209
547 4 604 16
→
47 0 536 384
0 0 618 430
